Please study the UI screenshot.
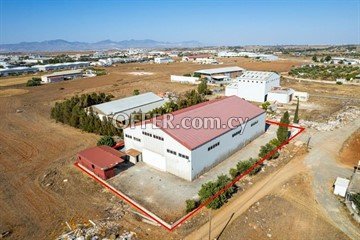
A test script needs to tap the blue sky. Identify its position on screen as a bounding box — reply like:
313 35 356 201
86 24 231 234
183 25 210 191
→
0 0 359 45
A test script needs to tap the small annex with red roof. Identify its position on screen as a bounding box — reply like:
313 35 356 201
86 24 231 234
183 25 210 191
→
77 145 126 180
123 95 266 181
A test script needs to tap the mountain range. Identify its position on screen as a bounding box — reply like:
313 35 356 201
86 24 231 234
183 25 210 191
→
0 39 203 52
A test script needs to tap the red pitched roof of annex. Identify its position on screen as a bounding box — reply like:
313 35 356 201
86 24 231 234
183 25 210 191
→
154 96 265 150
77 145 125 170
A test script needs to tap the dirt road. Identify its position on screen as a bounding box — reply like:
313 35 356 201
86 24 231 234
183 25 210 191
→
185 149 307 240
301 119 360 240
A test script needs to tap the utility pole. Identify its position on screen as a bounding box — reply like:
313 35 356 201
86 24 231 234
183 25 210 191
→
306 136 311 149
208 209 212 240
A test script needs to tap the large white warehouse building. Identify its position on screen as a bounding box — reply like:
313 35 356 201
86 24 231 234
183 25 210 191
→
225 71 280 102
124 96 266 181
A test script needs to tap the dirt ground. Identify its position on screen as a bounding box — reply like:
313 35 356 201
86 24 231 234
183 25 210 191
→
281 78 360 122
218 57 304 72
0 57 354 239
338 130 360 168
0 62 199 239
218 173 350 240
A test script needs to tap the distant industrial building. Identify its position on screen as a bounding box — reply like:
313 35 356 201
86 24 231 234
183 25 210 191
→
170 75 200 84
0 66 39 77
225 71 281 102
124 96 265 181
77 146 126 180
154 57 174 64
34 61 90 71
194 66 244 83
182 54 211 62
41 69 83 83
92 92 166 122
293 91 309 101
267 87 295 104
218 51 278 61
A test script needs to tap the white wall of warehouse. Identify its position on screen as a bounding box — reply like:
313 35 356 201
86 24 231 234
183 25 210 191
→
190 113 266 180
124 124 192 180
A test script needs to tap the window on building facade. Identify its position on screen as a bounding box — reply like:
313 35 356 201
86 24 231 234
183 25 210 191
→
251 120 259 127
167 149 177 155
178 153 189 159
208 142 220 151
232 129 242 137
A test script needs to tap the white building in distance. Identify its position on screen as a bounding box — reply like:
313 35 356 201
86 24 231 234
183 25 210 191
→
268 87 295 104
225 71 281 102
41 69 83 83
0 66 38 77
194 66 244 83
33 61 89 72
124 96 266 181
154 57 174 64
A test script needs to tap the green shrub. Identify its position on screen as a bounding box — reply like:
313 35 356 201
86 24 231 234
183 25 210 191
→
198 174 235 209
350 193 360 211
193 72 201 78
26 77 41 87
185 199 198 213
259 142 279 160
269 138 281 147
261 101 271 111
133 89 140 95
97 136 115 146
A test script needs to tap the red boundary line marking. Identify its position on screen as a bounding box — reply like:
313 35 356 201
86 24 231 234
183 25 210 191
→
74 119 305 231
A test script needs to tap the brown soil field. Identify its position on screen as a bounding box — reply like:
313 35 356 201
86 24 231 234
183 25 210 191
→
0 62 200 239
338 129 360 168
219 57 304 72
0 75 37 87
0 58 349 239
218 173 350 240
281 78 360 122
0 89 29 97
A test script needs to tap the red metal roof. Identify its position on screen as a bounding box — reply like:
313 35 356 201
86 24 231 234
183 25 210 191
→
154 96 265 150
77 146 125 170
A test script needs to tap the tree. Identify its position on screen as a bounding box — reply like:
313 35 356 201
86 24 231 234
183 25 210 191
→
293 98 300 124
97 136 115 146
198 174 235 209
133 89 140 95
312 55 318 62
193 72 201 78
261 101 271 111
277 111 290 143
26 77 41 87
325 55 332 62
197 78 208 95
258 142 279 160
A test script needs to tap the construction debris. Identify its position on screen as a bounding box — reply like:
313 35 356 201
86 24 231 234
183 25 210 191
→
57 219 136 240
301 106 360 131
